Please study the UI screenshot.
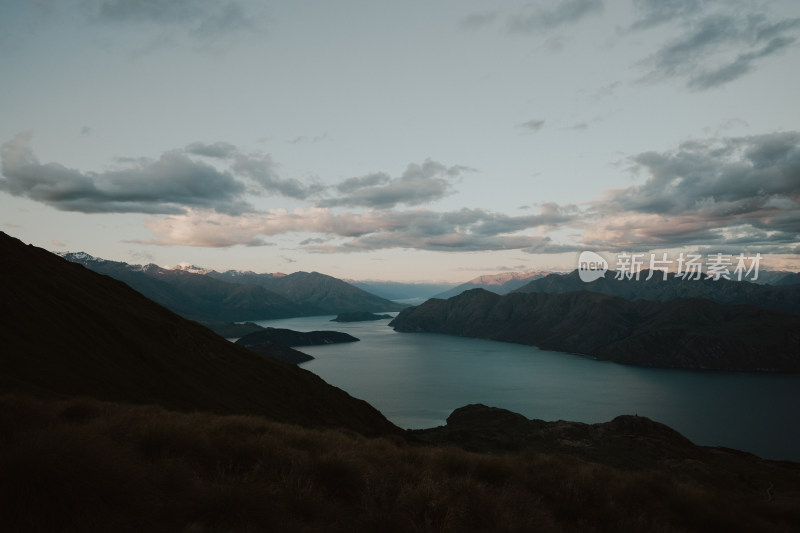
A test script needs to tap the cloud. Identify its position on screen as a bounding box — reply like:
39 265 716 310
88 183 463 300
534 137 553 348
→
188 1 255 44
687 34 797 90
130 131 800 256
185 141 238 159
318 159 474 209
454 264 529 272
580 132 800 252
636 7 800 90
97 0 200 25
299 237 329 246
615 132 800 216
92 0 263 51
232 153 324 199
518 119 545 131
0 134 478 216
0 131 323 214
630 0 704 31
140 204 576 252
0 131 250 214
186 140 324 199
287 133 327 145
507 0 603 33
458 11 498 30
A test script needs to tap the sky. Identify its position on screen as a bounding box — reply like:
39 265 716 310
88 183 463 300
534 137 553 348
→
1 0 799 282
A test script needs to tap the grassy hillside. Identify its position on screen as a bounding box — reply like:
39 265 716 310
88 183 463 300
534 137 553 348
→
2 394 798 533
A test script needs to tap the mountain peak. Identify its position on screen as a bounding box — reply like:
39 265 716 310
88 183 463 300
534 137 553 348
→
169 262 213 274
58 251 104 263
468 270 552 286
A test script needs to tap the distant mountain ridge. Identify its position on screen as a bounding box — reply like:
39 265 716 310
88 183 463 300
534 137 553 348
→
389 288 800 372
434 270 551 299
206 270 406 315
514 270 800 314
59 252 404 322
348 280 458 301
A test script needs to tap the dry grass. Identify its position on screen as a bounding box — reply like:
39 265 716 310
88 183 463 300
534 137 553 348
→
1 394 797 533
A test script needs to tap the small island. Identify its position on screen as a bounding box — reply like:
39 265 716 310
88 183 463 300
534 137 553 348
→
235 327 359 347
331 311 393 322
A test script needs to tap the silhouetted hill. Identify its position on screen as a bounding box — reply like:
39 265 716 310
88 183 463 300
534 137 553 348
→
774 272 800 286
1 232 398 436
433 270 549 299
515 270 800 314
208 270 406 314
415 404 715 464
389 289 800 372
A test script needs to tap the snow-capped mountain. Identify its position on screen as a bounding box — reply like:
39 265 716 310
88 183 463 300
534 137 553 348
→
57 251 404 322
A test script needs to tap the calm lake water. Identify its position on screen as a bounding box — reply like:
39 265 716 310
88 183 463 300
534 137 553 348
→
255 314 800 461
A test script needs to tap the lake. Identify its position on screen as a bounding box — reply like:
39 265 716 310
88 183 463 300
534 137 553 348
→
255 314 800 461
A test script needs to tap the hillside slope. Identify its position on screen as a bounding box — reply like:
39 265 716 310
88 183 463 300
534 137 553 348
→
0 232 398 436
390 289 800 372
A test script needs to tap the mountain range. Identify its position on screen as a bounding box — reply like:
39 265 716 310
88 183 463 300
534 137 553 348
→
515 269 800 314
59 252 404 322
2 232 397 436
347 280 458 301
432 270 550 299
389 288 800 372
3 231 800 531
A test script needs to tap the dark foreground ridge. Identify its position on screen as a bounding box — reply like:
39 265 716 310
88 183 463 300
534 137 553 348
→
3 232 800 531
1 395 799 532
390 288 800 372
416 404 749 465
0 232 398 436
